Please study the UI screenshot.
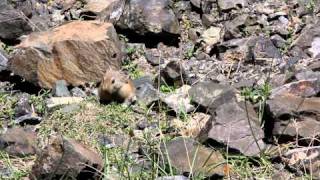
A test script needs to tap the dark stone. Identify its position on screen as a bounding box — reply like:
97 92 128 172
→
30 136 103 179
0 1 32 40
116 0 180 35
162 61 187 86
14 93 32 117
133 76 159 106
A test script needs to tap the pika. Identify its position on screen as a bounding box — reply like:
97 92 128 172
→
98 70 136 105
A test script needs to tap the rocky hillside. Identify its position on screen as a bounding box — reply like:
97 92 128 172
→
0 0 320 179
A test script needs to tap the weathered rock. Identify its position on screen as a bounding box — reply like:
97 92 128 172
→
162 61 187 86
133 76 159 106
14 113 42 125
271 34 286 49
202 98 266 156
295 70 320 81
162 85 195 114
0 1 32 40
161 137 225 177
0 127 37 157
145 49 164 66
46 97 84 109
9 21 123 88
52 80 71 97
201 26 223 53
270 79 320 98
14 93 32 117
70 87 87 97
292 20 320 58
217 0 248 10
267 95 320 139
117 0 180 35
189 82 235 109
82 0 125 23
30 135 103 179
0 50 8 72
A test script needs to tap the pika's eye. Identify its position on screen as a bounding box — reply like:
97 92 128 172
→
111 79 115 84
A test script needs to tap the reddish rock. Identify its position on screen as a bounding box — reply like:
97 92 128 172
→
9 21 123 88
30 135 103 179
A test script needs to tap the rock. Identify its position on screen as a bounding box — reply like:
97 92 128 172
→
172 112 211 138
270 34 286 49
202 14 215 27
162 85 195 114
70 87 87 97
189 82 235 109
295 70 320 81
0 1 32 40
133 77 159 106
9 21 123 88
46 97 84 109
270 79 320 98
82 0 125 23
52 80 71 97
292 20 320 57
30 135 103 179
162 61 187 86
201 26 223 52
14 114 42 125
217 0 248 10
145 49 164 66
117 0 180 35
203 98 266 156
0 50 8 72
14 93 32 117
60 104 81 114
156 176 189 180
190 0 201 9
0 127 37 157
161 137 225 177
267 95 320 119
267 95 320 139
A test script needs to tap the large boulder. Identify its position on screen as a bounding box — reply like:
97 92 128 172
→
116 0 180 35
30 135 103 179
0 1 32 40
9 21 123 88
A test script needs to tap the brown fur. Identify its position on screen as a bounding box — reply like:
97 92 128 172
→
98 70 136 105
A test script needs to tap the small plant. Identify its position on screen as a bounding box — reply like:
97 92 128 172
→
306 0 316 13
184 45 195 59
122 60 144 79
126 46 136 56
29 90 50 115
160 84 176 94
241 83 271 127
0 93 18 122
1 43 14 54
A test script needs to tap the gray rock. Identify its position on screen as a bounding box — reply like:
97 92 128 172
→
189 82 235 109
217 0 248 11
133 77 159 106
14 93 32 117
271 34 286 49
0 1 32 40
52 80 71 97
204 98 266 156
70 87 87 97
162 61 187 86
0 50 8 72
161 85 195 114
117 0 180 35
145 49 164 66
270 79 320 98
14 114 42 125
160 137 225 177
292 20 320 57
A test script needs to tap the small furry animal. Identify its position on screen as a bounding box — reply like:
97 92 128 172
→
98 69 136 105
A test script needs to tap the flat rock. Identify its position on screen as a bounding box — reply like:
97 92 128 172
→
217 0 248 11
30 135 103 179
9 21 123 88
117 0 180 35
203 98 266 156
189 81 235 109
46 97 84 109
161 137 225 177
270 79 320 98
0 127 37 157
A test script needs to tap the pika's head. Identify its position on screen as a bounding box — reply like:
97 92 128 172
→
101 71 129 94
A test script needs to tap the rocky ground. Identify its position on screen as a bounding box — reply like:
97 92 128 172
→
0 0 320 179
